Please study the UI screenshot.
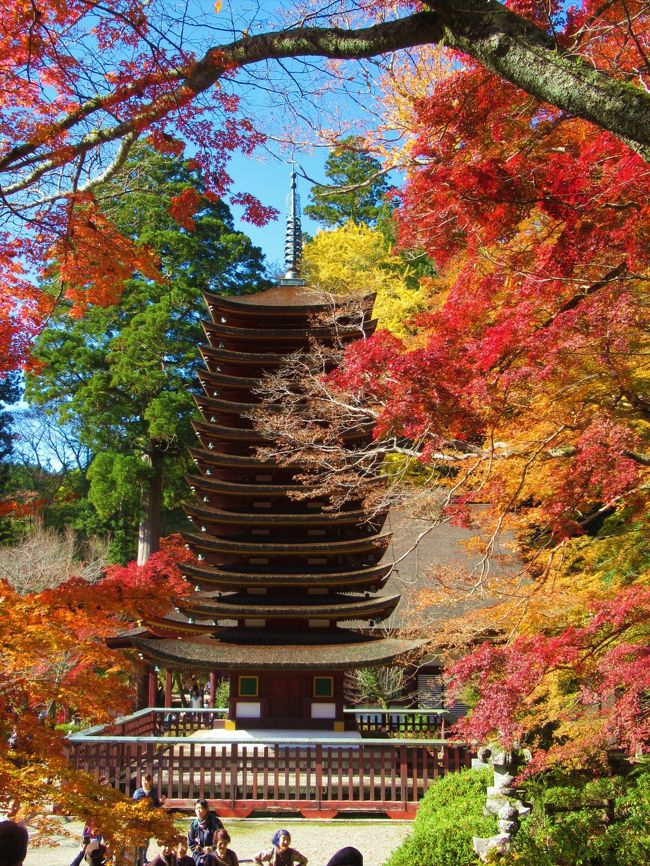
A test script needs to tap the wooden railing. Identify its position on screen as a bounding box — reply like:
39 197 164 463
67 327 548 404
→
103 708 229 737
66 709 472 818
345 708 450 739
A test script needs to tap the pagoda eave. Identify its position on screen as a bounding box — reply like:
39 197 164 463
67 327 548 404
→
187 474 303 497
130 634 424 671
203 320 378 343
194 394 262 415
176 593 401 621
187 447 278 469
184 502 385 528
204 288 376 318
201 345 286 367
191 421 265 443
197 366 259 389
179 561 393 590
182 530 391 556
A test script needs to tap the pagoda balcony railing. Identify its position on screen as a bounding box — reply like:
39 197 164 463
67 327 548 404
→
65 708 472 817
344 708 451 740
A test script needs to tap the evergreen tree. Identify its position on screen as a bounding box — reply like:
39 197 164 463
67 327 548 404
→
305 137 393 228
0 371 20 540
0 371 19 472
304 138 436 308
27 146 269 563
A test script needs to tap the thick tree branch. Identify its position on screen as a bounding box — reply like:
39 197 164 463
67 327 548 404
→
1 0 649 184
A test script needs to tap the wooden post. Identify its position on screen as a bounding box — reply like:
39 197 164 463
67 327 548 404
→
315 744 323 807
148 666 157 708
165 670 173 707
399 745 408 808
209 672 216 708
230 744 239 805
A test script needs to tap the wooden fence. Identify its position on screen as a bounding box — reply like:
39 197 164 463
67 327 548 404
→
66 709 472 818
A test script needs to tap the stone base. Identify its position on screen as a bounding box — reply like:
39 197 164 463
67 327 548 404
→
473 834 511 862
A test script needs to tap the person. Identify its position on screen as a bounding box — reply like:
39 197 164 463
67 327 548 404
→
70 835 100 866
187 799 224 865
82 822 101 846
69 822 103 866
324 849 362 866
203 830 239 866
189 681 202 709
83 840 108 866
133 773 167 864
254 829 307 866
0 821 28 866
147 840 177 866
133 772 167 807
175 839 195 866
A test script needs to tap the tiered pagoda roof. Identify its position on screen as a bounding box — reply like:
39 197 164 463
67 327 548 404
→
123 272 421 670
119 164 420 672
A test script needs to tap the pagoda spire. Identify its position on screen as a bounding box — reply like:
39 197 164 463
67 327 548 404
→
280 165 305 285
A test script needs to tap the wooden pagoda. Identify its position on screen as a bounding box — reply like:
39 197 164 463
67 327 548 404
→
115 172 421 728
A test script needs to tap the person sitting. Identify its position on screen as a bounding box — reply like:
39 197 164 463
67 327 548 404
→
203 830 239 866
0 821 28 866
254 829 308 866
324 849 363 866
188 799 224 865
175 839 195 866
147 840 177 866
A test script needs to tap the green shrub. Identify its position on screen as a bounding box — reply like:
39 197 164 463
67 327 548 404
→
56 721 83 734
385 767 496 866
504 767 650 866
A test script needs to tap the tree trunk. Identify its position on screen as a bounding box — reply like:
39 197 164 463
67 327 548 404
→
137 450 163 566
174 671 188 708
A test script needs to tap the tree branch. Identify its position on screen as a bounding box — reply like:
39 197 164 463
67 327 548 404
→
1 0 649 185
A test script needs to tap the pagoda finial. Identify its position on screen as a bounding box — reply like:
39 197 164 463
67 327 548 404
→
280 163 305 286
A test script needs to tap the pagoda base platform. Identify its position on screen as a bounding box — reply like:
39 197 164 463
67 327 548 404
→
184 727 362 744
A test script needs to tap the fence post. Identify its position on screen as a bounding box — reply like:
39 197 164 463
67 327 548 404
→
230 744 239 807
399 745 408 808
315 744 323 807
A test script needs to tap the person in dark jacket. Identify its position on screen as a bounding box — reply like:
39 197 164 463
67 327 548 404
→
83 841 108 866
188 799 224 866
133 773 167 864
133 773 166 807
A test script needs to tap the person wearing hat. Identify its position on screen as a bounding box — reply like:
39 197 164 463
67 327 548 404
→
0 821 28 866
254 829 307 866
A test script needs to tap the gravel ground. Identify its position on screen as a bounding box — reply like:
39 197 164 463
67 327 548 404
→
23 817 413 866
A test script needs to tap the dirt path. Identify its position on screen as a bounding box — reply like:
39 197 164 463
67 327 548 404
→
24 817 412 866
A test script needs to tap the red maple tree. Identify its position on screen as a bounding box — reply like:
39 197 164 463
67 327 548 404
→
321 1 649 768
0 536 191 840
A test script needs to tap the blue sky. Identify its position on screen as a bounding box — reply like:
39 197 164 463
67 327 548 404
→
227 147 329 271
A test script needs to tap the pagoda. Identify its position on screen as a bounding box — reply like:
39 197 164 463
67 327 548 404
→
121 170 421 728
